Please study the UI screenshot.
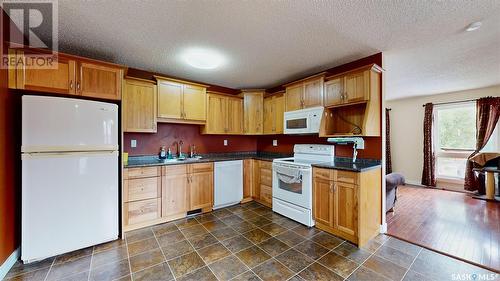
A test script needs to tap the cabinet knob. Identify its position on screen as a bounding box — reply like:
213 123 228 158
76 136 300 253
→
76 82 81 90
70 81 73 89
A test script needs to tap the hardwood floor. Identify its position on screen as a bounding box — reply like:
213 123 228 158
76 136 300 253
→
387 185 500 273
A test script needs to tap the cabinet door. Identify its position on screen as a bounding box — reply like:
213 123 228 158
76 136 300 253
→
263 96 273 134
206 94 227 134
244 92 264 134
313 178 334 227
78 62 122 100
123 79 157 133
334 182 357 236
243 159 254 201
183 84 206 121
274 94 285 134
17 54 76 95
324 77 344 106
344 70 369 103
303 78 323 108
189 171 213 210
162 168 188 218
285 84 303 111
158 80 183 119
227 97 243 134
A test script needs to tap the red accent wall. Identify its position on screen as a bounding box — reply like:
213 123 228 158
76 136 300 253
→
257 135 382 159
124 123 258 156
0 11 21 265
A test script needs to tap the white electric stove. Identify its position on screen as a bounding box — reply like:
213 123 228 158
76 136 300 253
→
272 144 335 226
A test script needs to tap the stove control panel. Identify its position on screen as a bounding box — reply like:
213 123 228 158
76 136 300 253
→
293 144 334 156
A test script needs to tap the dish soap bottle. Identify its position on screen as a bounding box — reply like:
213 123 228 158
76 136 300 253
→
159 146 167 159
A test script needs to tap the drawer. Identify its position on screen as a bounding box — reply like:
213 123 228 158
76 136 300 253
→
314 168 334 180
260 185 272 205
124 177 160 202
125 166 160 179
163 164 187 176
335 170 358 184
189 162 213 173
260 169 272 186
124 198 161 226
259 160 272 170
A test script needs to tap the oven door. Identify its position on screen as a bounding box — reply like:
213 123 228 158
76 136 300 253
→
272 163 312 209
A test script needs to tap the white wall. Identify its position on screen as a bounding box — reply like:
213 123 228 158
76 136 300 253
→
385 85 500 185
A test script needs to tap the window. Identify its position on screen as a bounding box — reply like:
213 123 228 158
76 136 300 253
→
434 102 499 181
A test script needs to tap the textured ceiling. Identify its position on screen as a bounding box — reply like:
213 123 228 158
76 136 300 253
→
55 0 500 99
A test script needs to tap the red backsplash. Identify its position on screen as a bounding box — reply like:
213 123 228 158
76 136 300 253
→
257 135 382 159
124 123 258 156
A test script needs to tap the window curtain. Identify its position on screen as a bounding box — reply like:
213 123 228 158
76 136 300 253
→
386 108 392 174
421 103 436 187
464 97 500 192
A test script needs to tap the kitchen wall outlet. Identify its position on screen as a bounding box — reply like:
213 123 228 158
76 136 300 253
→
273 140 278 146
131 139 137 148
224 140 228 146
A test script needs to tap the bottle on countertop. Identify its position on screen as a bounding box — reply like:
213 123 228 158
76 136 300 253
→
159 146 167 159
190 145 196 158
167 147 173 159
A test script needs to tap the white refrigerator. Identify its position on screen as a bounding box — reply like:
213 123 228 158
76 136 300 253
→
21 95 119 263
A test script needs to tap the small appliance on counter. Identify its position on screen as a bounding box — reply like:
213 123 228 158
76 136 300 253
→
21 96 119 263
272 144 335 226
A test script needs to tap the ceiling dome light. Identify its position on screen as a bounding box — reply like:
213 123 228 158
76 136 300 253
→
465 21 482 32
181 48 226 70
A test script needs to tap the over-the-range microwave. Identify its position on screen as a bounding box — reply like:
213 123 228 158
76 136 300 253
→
283 106 324 134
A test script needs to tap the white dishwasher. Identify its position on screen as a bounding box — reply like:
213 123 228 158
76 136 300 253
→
214 160 243 209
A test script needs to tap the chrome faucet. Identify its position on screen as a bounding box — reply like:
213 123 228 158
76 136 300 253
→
178 140 184 159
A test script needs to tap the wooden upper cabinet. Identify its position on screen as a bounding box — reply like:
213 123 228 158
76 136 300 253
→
313 177 335 227
156 77 207 124
334 181 357 236
183 84 206 121
344 70 369 104
285 75 324 111
123 78 157 133
205 93 227 134
16 53 76 95
227 97 243 134
274 94 285 133
303 78 323 108
324 77 344 107
10 49 124 100
285 84 303 111
79 62 122 100
263 93 285 134
243 91 264 135
158 80 183 119
263 96 273 134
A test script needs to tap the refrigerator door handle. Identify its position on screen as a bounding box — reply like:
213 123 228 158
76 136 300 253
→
22 151 118 159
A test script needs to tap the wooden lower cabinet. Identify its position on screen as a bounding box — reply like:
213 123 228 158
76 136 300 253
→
162 165 189 221
312 167 381 247
249 160 273 207
242 159 255 203
188 170 214 211
123 167 163 231
124 163 214 231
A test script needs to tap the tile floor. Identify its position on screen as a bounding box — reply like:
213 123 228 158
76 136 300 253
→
5 202 499 281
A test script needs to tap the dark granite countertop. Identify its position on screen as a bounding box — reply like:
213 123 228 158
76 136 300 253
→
124 152 292 168
312 157 381 172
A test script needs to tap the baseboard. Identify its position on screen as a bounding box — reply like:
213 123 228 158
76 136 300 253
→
0 248 20 280
379 223 387 233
